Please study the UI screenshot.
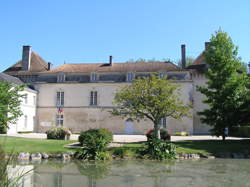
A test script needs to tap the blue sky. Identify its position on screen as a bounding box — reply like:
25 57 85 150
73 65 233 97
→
1 0 249 71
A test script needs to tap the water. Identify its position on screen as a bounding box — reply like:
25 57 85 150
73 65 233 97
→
8 159 250 187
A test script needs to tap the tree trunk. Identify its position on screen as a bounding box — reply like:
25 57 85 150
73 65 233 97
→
222 128 226 141
154 122 161 140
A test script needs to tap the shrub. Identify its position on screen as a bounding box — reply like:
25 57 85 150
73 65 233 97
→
174 131 189 136
230 126 250 137
142 138 177 160
77 128 113 160
146 129 170 141
46 127 70 140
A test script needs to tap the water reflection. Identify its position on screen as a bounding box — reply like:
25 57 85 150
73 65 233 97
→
7 159 250 187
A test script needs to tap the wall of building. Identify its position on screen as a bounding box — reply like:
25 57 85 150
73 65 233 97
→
35 81 194 134
192 73 211 134
7 88 37 134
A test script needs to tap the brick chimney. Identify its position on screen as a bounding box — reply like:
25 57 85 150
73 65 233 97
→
109 55 113 66
181 44 186 69
47 62 52 70
22 45 31 71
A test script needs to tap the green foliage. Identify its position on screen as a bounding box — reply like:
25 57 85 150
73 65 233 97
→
142 138 177 160
46 127 69 140
198 30 250 140
113 74 190 139
146 129 170 141
77 128 113 160
230 126 250 137
0 143 31 186
0 82 24 134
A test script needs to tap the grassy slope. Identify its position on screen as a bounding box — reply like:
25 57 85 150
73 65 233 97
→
0 136 75 153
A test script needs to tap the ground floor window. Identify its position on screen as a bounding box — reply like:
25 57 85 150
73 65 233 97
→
24 115 28 129
159 117 166 129
56 115 64 126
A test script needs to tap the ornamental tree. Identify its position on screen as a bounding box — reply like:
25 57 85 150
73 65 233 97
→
198 30 249 141
0 82 24 134
112 74 190 139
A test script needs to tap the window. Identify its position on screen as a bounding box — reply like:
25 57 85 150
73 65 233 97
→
57 73 65 83
159 117 166 129
90 73 97 82
33 96 36 105
127 72 134 82
158 72 164 78
56 114 64 126
24 94 28 104
24 115 28 129
90 91 97 106
56 91 64 106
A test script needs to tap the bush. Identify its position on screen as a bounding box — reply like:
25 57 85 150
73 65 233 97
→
230 126 250 137
142 138 177 160
146 129 170 141
174 131 189 136
46 127 71 140
77 128 113 160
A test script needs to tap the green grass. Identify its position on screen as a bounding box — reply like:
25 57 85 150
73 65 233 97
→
0 136 75 153
2 136 250 156
174 140 250 154
122 140 250 155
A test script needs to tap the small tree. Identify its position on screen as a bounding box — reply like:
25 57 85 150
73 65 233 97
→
112 75 190 139
198 30 249 141
0 82 24 134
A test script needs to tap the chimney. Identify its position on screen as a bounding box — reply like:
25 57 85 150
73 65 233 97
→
22 45 31 71
205 42 210 50
181 44 186 69
109 55 113 66
47 62 52 71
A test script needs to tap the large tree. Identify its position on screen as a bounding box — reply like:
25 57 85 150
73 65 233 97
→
0 82 24 133
198 30 249 140
112 74 190 139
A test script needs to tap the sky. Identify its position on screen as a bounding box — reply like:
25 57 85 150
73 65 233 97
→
1 0 249 71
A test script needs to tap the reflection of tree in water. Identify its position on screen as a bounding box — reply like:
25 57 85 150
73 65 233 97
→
76 161 111 187
115 160 175 187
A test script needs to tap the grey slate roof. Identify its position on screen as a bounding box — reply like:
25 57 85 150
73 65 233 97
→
0 72 24 85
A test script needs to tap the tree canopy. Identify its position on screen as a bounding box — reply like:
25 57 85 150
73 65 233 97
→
198 30 250 140
112 74 190 139
0 82 24 133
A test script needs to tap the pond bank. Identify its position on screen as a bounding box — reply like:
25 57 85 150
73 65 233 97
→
13 151 250 163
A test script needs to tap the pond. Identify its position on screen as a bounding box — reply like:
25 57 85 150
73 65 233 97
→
8 159 250 187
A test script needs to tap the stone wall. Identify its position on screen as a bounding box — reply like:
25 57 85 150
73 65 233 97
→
35 81 194 134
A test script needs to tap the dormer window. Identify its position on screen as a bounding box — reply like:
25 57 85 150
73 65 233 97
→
57 73 65 83
90 72 98 82
127 72 134 82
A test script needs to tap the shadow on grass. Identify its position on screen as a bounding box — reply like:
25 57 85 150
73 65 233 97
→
173 140 250 154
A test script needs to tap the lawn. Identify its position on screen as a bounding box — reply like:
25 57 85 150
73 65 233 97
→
122 140 250 154
1 136 250 155
0 136 75 153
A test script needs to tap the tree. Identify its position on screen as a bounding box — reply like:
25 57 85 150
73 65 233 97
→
176 57 194 67
0 82 24 133
112 75 190 139
198 30 249 141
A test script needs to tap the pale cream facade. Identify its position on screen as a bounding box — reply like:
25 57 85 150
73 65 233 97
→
7 88 37 134
35 80 195 135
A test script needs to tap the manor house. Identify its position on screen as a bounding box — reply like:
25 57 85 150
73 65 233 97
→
3 45 210 135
